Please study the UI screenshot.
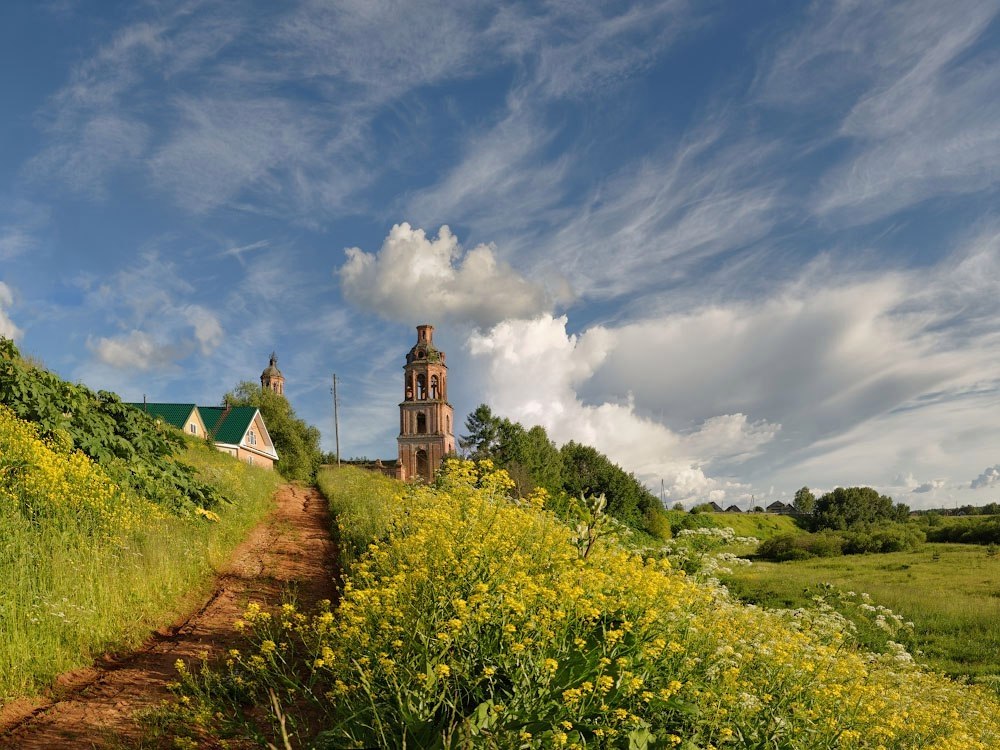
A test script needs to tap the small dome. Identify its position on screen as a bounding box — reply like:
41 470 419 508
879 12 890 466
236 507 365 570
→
262 352 283 378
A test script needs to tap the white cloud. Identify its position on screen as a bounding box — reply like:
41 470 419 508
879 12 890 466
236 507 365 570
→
89 330 178 371
0 282 22 340
467 314 780 502
183 305 224 355
81 253 226 369
0 228 36 260
971 465 1000 490
462 221 1000 507
340 223 550 328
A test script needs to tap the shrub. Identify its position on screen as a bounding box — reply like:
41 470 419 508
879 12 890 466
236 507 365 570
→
757 532 845 561
926 517 1000 545
843 524 924 554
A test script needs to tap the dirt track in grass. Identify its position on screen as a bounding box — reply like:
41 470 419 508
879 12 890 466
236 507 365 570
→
0 484 338 749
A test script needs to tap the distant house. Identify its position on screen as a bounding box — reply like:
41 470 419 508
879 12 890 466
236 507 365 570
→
128 402 209 439
766 500 795 515
725 504 743 513
706 501 725 513
128 402 279 470
200 405 279 470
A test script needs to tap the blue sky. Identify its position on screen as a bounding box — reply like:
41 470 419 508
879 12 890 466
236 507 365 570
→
2 0 1000 509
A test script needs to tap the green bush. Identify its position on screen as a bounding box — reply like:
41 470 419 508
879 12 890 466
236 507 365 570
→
843 524 924 554
0 337 225 514
926 517 1000 545
757 532 845 561
757 524 923 561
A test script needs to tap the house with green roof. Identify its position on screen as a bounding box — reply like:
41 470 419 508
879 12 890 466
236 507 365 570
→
198 405 279 469
127 402 279 470
127 402 209 440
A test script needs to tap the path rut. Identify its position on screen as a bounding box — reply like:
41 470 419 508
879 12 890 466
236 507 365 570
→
0 484 338 749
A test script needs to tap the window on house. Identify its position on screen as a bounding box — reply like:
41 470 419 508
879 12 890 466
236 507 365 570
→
247 429 257 446
189 423 197 434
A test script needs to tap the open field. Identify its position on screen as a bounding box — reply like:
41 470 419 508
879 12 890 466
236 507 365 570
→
723 543 1000 682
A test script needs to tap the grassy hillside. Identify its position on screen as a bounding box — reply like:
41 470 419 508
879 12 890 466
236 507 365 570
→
701 511 801 540
723 543 1000 682
188 462 1000 749
0 403 281 702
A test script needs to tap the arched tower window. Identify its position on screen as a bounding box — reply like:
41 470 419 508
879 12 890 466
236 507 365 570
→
417 412 427 434
416 374 427 400
416 449 429 479
430 375 439 399
446 414 450 433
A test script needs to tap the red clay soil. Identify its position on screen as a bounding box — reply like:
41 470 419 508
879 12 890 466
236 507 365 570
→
0 484 338 749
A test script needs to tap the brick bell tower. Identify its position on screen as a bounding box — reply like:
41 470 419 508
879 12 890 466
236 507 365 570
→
397 324 455 482
260 352 285 396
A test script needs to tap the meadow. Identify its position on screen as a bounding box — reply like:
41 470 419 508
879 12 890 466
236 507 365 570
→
181 462 1000 749
695 511 800 540
0 404 281 701
723 542 1000 682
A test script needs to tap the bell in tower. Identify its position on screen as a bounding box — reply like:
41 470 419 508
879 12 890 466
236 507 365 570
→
397 324 455 482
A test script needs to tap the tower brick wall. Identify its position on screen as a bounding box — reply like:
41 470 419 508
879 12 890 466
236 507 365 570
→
397 324 455 482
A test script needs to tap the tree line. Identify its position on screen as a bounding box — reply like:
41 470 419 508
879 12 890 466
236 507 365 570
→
459 404 661 530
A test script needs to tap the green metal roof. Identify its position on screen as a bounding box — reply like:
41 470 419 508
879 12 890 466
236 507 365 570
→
200 405 260 445
126 402 197 430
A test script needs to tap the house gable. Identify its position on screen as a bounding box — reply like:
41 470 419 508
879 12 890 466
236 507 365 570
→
201 405 279 462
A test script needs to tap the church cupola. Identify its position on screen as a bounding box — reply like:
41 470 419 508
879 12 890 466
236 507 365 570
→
261 352 285 396
397 324 455 482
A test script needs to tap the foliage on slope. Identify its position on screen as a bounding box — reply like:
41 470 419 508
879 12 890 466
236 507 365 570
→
0 338 224 513
194 463 1000 749
0 391 281 701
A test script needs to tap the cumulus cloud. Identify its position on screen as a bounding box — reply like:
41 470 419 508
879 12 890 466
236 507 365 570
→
89 330 179 371
340 223 550 328
0 282 22 340
463 227 1000 507
971 465 1000 490
467 314 780 502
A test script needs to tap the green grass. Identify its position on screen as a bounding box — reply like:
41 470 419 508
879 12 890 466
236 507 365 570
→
723 542 1000 682
0 435 282 702
316 464 400 569
702 511 802 540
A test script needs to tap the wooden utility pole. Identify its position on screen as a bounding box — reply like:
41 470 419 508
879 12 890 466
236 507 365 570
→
332 374 341 465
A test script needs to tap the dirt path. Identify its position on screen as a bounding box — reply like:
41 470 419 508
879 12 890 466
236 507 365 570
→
0 484 338 749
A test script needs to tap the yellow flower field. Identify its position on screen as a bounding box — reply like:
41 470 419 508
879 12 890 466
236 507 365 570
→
218 461 1000 748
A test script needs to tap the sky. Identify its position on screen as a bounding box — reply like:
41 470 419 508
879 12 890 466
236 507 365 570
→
2 0 999 510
